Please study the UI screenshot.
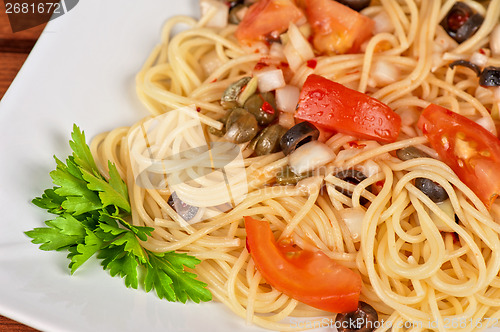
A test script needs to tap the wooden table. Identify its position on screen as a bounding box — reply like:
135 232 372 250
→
0 7 44 332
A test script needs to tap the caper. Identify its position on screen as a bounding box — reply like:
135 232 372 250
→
221 77 252 109
208 111 232 137
252 124 287 156
244 92 277 126
415 177 449 203
224 108 259 144
336 0 371 11
334 169 371 205
276 166 312 185
280 121 320 156
167 192 199 221
335 302 378 332
396 146 430 161
229 4 246 25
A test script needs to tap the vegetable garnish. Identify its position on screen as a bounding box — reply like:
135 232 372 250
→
26 125 212 303
295 74 401 143
244 216 362 313
418 104 500 209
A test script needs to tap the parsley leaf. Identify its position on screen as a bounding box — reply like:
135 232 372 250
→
26 125 211 304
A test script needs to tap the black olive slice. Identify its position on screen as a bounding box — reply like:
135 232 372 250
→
479 66 500 87
336 0 371 12
448 60 482 76
440 2 483 43
167 192 199 221
279 121 320 156
415 178 449 203
335 301 378 332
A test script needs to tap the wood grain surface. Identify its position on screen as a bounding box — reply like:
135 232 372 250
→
0 5 44 331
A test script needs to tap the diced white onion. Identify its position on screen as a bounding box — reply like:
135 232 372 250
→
296 175 324 194
373 10 394 34
278 112 295 129
339 207 366 243
200 0 229 28
269 42 285 60
283 42 303 71
200 50 223 77
371 60 399 86
490 24 500 56
287 23 315 62
434 26 459 52
289 141 336 174
255 69 286 93
276 85 300 113
475 117 497 136
470 51 488 67
360 160 381 178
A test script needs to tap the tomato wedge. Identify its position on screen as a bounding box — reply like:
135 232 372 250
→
295 74 401 143
244 216 362 313
305 0 374 54
235 0 305 45
418 104 500 209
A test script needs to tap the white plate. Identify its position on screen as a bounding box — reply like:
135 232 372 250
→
0 1 265 331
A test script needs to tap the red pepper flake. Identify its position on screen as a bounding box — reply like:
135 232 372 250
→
306 59 317 69
261 101 275 114
211 78 218 83
196 107 201 113
254 61 269 71
375 180 385 187
280 61 289 68
479 48 486 55
348 141 366 149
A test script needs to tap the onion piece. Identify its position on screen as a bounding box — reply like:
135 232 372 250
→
373 10 394 34
283 22 314 71
200 0 229 28
470 51 488 67
269 42 285 60
276 85 300 113
278 111 295 129
371 60 399 86
288 141 336 174
339 207 365 243
200 50 223 77
255 68 286 93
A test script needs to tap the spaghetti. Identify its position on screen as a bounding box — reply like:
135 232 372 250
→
90 0 500 331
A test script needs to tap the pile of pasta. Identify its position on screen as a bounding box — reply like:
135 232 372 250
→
90 0 500 330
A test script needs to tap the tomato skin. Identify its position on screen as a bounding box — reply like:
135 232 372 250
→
235 0 305 45
244 216 362 313
305 0 374 54
295 74 401 143
417 104 500 209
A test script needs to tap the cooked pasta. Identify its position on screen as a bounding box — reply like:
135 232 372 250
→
89 0 500 331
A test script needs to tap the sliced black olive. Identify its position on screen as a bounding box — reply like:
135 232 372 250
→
449 60 482 76
227 0 244 10
252 124 287 156
276 166 312 185
479 66 500 87
224 108 259 144
279 121 320 156
221 77 252 109
335 301 378 332
440 2 483 43
167 192 199 221
415 177 449 203
244 92 277 126
396 146 430 161
334 169 372 204
335 0 371 12
228 4 246 25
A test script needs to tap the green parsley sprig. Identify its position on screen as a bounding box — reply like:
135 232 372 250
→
26 125 212 303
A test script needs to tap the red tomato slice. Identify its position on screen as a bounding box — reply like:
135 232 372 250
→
305 0 374 54
295 74 401 143
418 104 500 209
244 216 362 313
235 0 305 45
